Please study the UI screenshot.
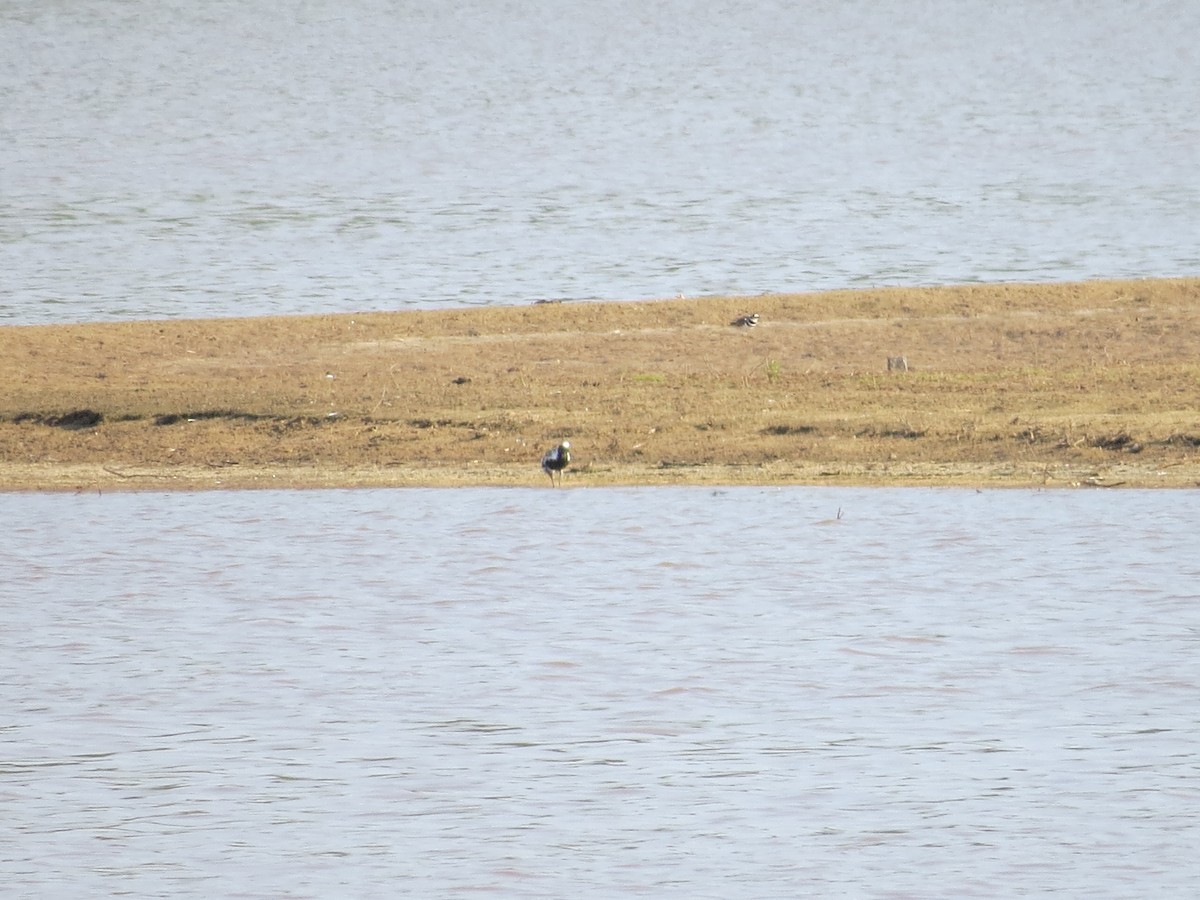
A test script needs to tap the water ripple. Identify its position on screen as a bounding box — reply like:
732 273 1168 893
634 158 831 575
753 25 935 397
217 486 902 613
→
3 486 1199 895
3 2 1199 323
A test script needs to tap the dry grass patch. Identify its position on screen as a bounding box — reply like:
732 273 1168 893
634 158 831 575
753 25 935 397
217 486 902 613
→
2 277 1199 490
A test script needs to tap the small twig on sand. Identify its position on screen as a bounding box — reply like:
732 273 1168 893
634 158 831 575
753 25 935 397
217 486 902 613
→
102 466 156 479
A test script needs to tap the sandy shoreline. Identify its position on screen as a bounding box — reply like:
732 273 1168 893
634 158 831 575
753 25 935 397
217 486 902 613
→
0 458 1192 493
3 278 1198 491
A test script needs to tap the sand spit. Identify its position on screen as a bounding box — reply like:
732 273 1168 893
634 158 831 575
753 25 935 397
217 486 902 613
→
3 278 1198 491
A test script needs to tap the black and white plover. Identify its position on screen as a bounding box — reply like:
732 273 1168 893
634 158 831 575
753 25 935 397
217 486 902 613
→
731 313 759 327
541 441 571 486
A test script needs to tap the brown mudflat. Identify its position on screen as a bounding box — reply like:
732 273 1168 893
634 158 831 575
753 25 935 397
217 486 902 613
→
2 278 1198 491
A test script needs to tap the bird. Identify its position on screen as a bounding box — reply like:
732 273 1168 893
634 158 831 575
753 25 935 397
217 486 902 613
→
541 440 571 486
731 313 759 327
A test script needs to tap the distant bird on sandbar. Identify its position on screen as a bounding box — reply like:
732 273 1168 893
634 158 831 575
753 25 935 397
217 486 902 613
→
541 441 571 486
731 313 759 327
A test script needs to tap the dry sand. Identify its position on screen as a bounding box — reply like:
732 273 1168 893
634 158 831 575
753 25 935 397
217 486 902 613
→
2 278 1198 491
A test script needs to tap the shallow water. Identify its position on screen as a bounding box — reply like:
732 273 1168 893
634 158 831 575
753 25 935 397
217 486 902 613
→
3 487 1199 896
3 0 1198 323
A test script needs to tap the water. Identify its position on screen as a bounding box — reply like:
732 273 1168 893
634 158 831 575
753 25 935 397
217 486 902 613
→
3 0 1198 324
3 486 1199 897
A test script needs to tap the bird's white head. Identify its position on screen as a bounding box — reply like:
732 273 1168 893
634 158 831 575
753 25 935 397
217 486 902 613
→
561 441 570 449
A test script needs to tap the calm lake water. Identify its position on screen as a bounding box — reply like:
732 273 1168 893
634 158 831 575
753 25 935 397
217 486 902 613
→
3 486 1199 897
3 0 1198 324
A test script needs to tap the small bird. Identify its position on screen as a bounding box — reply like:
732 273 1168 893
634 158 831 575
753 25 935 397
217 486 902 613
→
731 313 759 327
541 441 571 486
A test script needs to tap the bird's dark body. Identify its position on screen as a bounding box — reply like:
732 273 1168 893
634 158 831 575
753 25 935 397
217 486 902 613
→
541 441 571 485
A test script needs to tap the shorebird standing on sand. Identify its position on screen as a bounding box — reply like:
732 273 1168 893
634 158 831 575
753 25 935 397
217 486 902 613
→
731 313 760 327
541 441 571 486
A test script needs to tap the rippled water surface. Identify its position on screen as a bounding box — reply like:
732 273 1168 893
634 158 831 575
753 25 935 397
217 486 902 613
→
3 487 1199 897
3 0 1198 323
